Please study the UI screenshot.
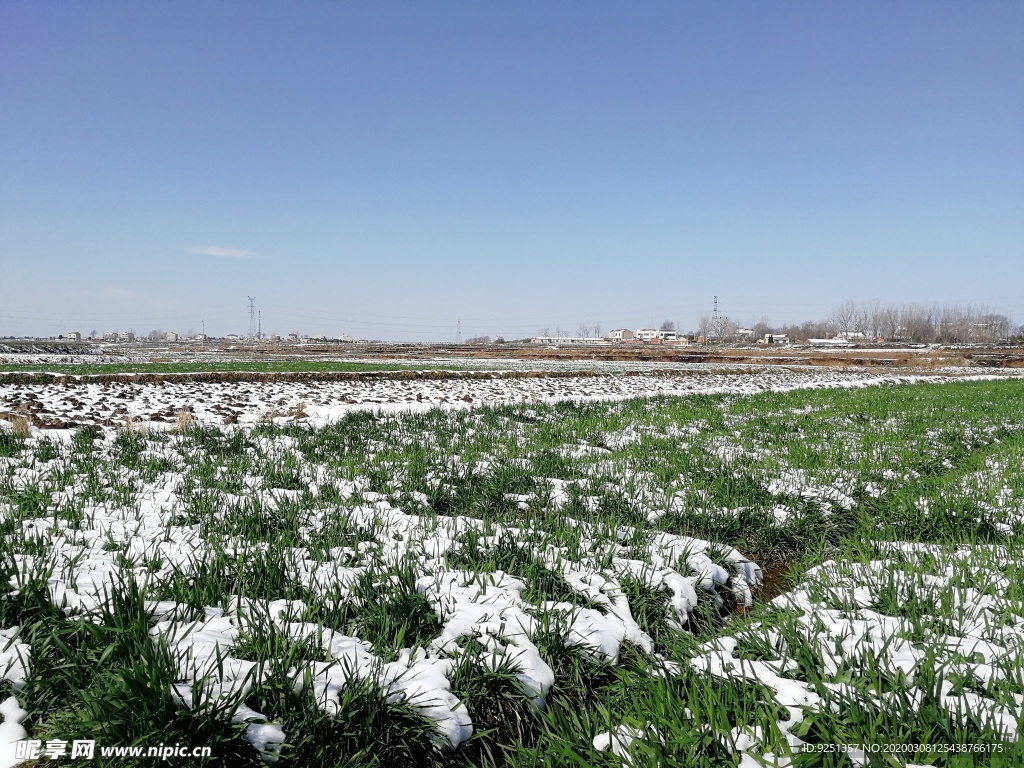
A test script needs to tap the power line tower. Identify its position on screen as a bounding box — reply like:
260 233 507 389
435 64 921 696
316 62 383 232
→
258 311 262 341
247 297 257 341
456 320 462 344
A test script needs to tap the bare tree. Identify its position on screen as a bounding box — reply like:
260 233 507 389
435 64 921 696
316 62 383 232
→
875 305 899 340
538 327 550 338
592 323 602 339
698 313 712 344
577 323 590 339
752 316 772 341
901 304 935 343
659 320 676 332
831 300 858 338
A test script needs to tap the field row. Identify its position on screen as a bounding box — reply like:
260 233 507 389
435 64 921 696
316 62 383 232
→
2 369 1015 432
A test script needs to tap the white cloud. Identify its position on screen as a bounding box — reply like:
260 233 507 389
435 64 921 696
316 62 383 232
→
189 245 253 259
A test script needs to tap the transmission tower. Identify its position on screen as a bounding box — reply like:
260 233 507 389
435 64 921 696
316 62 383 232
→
247 297 257 341
456 320 462 344
258 311 262 341
708 296 732 345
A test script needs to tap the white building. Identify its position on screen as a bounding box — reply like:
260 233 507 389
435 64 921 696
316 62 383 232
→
531 336 608 345
120 331 135 342
66 332 82 342
808 338 853 347
635 328 659 341
608 328 635 341
165 332 179 342
762 333 789 344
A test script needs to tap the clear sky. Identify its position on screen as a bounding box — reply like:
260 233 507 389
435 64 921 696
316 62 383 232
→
2 2 1022 340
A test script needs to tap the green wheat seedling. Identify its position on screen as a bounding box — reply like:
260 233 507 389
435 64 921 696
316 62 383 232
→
1 379 1024 765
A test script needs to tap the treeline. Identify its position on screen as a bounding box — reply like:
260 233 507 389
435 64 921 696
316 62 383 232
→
758 301 1016 343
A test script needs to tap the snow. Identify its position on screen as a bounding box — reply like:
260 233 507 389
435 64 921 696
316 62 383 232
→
0 697 28 768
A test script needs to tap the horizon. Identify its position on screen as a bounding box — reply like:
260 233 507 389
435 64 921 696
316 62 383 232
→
2 2 1022 340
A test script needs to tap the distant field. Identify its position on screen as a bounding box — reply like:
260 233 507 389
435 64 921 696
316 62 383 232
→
0 360 445 376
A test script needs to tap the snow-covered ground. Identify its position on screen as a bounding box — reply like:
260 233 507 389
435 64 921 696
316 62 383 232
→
0 426 761 763
0 355 132 365
2 373 1022 765
690 542 1024 767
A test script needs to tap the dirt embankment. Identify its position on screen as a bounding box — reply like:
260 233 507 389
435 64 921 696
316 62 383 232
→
256 341 1024 368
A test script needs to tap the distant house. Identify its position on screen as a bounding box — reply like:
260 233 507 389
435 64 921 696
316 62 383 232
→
67 332 82 342
120 332 135 342
608 328 635 341
635 328 659 342
286 333 299 342
165 332 179 342
102 332 118 341
656 330 678 341
762 333 789 345
735 328 754 339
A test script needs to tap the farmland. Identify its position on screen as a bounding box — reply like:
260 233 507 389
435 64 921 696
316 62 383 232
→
1 373 1024 766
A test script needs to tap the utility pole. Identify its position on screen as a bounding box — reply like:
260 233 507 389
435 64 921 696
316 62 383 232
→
456 320 462 344
258 311 262 341
202 319 205 347
711 295 719 345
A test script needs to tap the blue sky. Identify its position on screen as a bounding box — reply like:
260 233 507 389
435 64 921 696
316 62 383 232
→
2 2 1021 340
